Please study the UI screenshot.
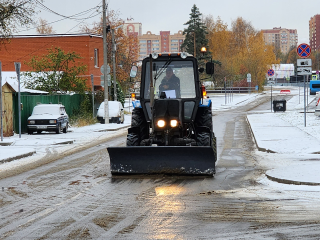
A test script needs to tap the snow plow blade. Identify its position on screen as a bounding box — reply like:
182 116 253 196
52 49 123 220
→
107 146 216 176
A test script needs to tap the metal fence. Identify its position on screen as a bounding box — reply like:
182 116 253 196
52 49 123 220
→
12 94 84 133
207 87 257 94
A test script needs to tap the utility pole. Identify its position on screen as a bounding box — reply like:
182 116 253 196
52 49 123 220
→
14 62 21 138
102 0 109 123
111 25 123 102
0 62 3 141
111 28 117 101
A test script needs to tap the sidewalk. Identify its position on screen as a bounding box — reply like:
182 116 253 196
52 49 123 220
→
0 118 130 163
247 111 320 186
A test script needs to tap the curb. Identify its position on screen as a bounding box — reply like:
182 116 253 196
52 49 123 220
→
0 151 36 164
95 125 129 132
0 142 13 146
265 173 320 186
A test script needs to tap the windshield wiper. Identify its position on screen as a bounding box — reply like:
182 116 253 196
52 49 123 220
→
153 60 172 82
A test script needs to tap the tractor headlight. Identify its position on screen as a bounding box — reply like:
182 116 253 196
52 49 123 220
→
49 120 57 124
28 120 35 124
157 120 165 128
170 120 178 127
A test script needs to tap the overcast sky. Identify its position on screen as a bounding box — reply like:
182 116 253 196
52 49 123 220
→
20 0 320 45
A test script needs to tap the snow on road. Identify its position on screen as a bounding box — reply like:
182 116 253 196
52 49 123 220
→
1 86 320 192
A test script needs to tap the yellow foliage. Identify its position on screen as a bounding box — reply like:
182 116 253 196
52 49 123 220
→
205 16 279 89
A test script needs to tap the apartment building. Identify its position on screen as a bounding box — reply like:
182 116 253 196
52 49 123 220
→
309 14 320 52
262 27 298 54
122 19 142 36
138 31 185 60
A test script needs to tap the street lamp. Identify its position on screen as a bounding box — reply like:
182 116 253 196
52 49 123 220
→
111 25 123 101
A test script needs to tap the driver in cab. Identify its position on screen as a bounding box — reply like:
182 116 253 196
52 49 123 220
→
159 67 181 98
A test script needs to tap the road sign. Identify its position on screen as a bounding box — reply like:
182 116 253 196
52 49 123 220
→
247 73 251 82
267 69 274 76
100 64 110 74
100 74 111 86
297 43 311 58
297 67 312 75
297 59 312 67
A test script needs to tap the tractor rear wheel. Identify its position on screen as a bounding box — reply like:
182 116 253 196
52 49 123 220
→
131 108 149 145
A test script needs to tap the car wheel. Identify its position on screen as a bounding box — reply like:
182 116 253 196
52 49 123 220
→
56 124 61 134
28 130 33 135
63 123 68 133
37 130 42 134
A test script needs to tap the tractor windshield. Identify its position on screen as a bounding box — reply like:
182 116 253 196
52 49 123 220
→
144 60 196 99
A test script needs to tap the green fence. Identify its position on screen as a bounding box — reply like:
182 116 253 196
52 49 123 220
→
12 94 85 133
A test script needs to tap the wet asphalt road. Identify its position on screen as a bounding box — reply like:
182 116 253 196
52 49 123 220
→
1 94 320 239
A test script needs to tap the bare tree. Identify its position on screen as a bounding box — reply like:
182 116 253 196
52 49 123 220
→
0 0 39 42
36 18 55 34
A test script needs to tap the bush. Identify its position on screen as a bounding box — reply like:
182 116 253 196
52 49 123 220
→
70 94 98 127
70 113 98 127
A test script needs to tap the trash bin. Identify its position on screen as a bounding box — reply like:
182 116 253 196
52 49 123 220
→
273 99 286 112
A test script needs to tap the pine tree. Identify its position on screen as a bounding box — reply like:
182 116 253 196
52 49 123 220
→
181 4 208 59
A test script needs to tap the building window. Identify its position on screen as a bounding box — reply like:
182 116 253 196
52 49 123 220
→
94 49 99 67
140 40 146 43
171 39 178 42
152 40 159 42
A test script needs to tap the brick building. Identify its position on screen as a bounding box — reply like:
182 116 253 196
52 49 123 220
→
261 27 298 54
0 34 104 90
309 14 320 52
138 31 185 60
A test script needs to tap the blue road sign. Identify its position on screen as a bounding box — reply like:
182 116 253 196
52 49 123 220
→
267 69 274 76
297 43 311 58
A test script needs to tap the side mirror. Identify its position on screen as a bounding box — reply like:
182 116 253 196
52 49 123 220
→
206 62 214 75
130 66 138 78
199 67 204 73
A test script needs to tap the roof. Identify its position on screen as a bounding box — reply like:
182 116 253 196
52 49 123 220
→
8 33 102 39
1 71 48 94
1 82 15 92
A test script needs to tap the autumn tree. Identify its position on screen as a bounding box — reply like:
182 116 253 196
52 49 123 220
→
205 15 230 83
0 0 38 44
81 10 139 97
181 4 208 59
205 16 278 90
36 18 55 34
24 47 88 94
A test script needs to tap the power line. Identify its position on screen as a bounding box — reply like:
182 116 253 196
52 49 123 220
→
15 2 101 34
34 0 102 21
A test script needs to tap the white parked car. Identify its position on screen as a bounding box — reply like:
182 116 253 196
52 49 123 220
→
97 101 124 124
27 104 69 134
